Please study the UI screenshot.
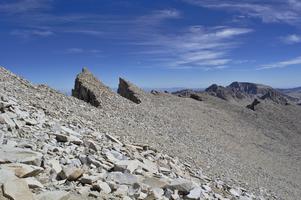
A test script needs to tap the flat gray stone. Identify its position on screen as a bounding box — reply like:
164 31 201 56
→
167 178 196 193
49 159 62 174
1 163 43 178
107 172 138 185
229 188 241 197
114 160 141 173
3 179 33 200
0 113 15 128
61 126 80 137
0 130 4 145
186 187 203 199
24 177 44 189
92 181 111 194
114 185 128 197
69 135 82 145
0 169 17 184
0 146 42 166
35 191 70 200
142 177 169 188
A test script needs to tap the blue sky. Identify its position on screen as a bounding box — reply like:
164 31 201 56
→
1 0 301 91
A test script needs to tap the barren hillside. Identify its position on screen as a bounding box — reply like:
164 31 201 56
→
1 67 301 199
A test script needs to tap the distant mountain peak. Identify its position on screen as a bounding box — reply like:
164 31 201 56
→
204 81 297 105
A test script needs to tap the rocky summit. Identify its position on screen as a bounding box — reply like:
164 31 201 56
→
1 66 301 200
203 82 298 105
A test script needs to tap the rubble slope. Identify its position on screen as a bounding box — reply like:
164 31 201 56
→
1 67 301 199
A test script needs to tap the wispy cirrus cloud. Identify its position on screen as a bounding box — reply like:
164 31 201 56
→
259 56 301 69
4 8 180 39
183 0 301 26
64 48 101 55
0 0 52 14
282 34 301 44
1 3 252 70
133 26 253 69
63 30 103 36
10 29 54 38
150 9 181 19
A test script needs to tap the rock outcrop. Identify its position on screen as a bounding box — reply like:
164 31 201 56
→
72 68 118 108
205 84 234 100
172 90 203 101
172 89 196 97
189 93 203 101
228 82 271 96
260 90 289 105
117 78 143 104
246 99 261 111
72 68 101 107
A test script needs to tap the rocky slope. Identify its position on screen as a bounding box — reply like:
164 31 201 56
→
0 67 262 200
279 87 301 100
1 66 301 199
1 93 257 200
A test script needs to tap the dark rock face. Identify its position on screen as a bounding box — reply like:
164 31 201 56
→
205 81 294 105
72 68 117 108
172 89 203 101
72 68 100 107
150 90 160 95
172 89 195 97
246 99 261 111
117 78 142 104
228 82 270 95
190 93 203 101
205 84 231 100
260 90 289 105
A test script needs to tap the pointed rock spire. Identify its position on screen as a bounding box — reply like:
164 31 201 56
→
117 78 145 104
72 67 117 108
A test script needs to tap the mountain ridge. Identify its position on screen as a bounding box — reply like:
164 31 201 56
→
1 66 301 199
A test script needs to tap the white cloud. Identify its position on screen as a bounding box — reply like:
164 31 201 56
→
288 0 301 9
154 9 181 18
6 8 180 40
3 4 251 70
260 56 301 69
215 28 253 38
282 34 301 44
183 0 301 26
135 26 252 69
